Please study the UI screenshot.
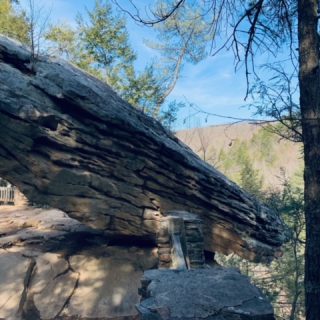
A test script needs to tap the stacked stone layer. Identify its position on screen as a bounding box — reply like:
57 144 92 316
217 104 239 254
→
0 36 284 262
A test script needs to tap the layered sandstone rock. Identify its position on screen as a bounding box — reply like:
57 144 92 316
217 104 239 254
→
0 36 284 262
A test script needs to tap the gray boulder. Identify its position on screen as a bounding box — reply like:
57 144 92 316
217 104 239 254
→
138 268 274 320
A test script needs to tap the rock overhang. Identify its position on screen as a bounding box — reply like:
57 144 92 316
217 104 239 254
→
0 36 285 263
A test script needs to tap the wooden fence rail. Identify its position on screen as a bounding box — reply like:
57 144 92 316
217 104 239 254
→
0 186 15 204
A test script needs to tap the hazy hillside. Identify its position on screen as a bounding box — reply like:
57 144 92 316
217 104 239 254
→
177 123 303 190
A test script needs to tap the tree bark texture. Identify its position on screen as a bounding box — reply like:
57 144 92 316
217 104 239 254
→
298 0 320 318
0 37 284 262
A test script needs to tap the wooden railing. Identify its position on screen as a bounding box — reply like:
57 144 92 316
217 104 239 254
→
0 186 15 204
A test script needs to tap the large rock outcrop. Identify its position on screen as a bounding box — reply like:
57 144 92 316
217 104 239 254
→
0 36 284 262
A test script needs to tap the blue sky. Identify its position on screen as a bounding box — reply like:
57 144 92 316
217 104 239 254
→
19 0 271 130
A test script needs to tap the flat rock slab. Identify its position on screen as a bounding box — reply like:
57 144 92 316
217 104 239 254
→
0 206 92 248
0 206 158 320
138 268 274 320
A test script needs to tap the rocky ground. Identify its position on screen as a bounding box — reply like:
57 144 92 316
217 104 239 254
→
0 205 158 320
0 205 275 320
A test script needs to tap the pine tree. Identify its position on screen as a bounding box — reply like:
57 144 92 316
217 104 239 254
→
46 1 164 118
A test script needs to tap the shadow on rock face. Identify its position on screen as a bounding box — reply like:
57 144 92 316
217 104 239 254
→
41 231 156 258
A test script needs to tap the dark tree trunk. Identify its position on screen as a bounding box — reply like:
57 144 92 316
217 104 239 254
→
298 0 320 318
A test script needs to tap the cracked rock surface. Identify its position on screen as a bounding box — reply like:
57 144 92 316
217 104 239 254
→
0 206 157 320
138 268 274 320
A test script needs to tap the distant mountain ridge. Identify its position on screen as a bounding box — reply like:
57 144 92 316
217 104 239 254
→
176 122 303 190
